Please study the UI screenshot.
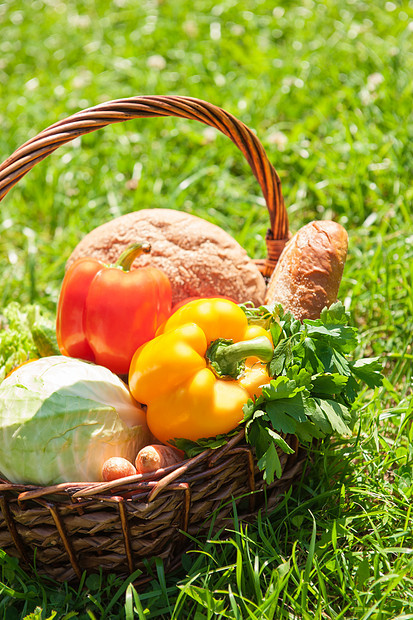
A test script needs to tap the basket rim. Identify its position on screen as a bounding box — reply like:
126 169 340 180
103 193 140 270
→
0 429 303 503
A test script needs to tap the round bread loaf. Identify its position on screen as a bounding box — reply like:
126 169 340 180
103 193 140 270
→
67 209 266 307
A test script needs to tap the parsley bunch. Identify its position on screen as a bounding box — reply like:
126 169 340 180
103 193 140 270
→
243 301 383 483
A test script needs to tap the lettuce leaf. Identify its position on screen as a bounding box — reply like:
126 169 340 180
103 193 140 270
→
0 302 59 381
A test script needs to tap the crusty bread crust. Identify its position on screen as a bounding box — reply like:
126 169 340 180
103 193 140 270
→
264 220 348 320
67 209 266 307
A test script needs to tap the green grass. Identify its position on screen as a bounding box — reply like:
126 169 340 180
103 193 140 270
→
1 0 413 617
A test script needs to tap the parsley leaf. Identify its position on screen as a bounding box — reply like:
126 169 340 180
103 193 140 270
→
304 303 358 353
350 357 383 388
311 373 349 397
269 338 294 376
257 442 282 482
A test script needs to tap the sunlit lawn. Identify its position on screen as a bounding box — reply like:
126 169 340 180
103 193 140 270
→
1 0 413 617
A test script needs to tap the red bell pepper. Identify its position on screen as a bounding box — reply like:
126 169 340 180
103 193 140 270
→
56 242 172 375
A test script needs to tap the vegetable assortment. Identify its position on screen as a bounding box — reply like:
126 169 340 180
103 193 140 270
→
0 235 383 487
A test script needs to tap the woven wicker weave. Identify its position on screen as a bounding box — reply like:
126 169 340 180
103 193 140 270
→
0 96 305 583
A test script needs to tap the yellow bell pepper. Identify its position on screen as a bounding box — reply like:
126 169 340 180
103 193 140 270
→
128 298 273 444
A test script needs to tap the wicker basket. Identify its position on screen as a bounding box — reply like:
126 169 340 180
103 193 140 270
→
0 96 306 584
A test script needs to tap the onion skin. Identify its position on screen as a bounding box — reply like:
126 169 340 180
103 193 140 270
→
135 445 183 474
101 457 137 481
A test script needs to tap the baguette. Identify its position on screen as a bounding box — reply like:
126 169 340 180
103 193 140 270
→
264 220 348 320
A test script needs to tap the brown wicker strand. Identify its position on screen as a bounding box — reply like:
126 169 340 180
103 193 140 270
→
148 457 205 502
43 500 82 580
208 428 245 467
118 498 135 575
18 481 106 503
0 494 31 565
179 483 191 533
230 447 256 509
263 231 293 276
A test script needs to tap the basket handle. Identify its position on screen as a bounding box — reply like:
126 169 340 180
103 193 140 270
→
0 95 289 275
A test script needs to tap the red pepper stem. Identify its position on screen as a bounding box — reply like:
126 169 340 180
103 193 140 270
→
114 242 151 272
207 336 273 378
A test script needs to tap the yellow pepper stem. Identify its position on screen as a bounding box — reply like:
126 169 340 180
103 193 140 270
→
114 242 151 271
207 336 273 378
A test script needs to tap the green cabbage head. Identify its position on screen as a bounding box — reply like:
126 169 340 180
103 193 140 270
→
0 356 151 485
